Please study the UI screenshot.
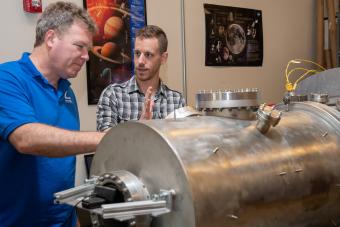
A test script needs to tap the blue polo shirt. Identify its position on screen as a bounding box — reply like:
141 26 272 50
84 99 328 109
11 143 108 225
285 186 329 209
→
0 53 79 226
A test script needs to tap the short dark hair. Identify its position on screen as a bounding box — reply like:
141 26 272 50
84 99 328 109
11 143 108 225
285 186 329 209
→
135 25 168 53
34 1 97 47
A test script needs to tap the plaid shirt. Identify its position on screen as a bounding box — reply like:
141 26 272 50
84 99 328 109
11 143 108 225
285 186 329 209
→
96 76 186 131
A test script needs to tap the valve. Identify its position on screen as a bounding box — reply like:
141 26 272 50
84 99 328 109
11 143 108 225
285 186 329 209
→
256 104 282 134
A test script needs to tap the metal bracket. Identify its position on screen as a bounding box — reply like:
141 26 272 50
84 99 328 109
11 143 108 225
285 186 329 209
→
100 189 175 221
54 177 98 206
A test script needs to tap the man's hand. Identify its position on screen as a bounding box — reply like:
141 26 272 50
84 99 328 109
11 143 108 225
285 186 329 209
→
140 86 154 120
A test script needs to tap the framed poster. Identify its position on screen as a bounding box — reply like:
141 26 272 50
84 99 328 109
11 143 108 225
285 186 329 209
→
204 4 263 66
84 0 147 104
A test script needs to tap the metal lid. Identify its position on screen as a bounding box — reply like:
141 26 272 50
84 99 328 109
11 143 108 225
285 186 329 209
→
309 93 329 104
195 88 260 110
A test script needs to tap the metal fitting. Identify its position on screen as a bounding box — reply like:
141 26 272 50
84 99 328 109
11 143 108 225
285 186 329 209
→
256 104 282 134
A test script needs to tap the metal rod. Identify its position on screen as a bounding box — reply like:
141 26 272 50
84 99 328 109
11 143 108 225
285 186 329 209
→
102 200 166 213
180 0 188 103
54 183 95 200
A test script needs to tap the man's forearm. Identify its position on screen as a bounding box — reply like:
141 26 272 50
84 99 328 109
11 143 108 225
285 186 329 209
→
9 123 105 157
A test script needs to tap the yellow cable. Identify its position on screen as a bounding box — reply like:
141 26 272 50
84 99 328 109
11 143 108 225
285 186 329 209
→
284 59 325 92
293 69 318 91
294 59 326 71
287 67 311 81
285 67 310 91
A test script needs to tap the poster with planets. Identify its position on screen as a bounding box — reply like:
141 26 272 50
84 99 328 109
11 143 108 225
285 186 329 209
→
204 4 263 67
84 0 146 104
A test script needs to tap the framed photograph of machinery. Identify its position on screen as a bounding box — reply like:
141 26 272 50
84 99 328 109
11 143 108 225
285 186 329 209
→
84 0 147 104
204 4 263 66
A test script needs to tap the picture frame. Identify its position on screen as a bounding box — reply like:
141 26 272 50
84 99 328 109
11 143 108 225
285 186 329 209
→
83 0 147 104
204 4 263 67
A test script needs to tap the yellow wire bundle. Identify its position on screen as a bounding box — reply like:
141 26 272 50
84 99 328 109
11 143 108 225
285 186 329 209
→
285 59 326 92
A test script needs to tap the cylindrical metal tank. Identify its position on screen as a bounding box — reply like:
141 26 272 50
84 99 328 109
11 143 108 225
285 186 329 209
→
91 101 340 227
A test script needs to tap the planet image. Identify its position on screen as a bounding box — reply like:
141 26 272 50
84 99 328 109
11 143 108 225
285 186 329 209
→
87 2 130 43
226 23 246 55
104 16 124 40
91 42 130 64
101 42 121 59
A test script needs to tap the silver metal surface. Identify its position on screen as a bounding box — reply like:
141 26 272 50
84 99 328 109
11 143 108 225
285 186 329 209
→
91 170 152 226
54 183 95 206
96 170 150 203
295 67 340 105
165 106 202 119
55 171 175 226
101 200 169 221
310 93 329 104
91 101 340 226
195 89 260 109
180 0 187 103
203 107 257 120
289 93 308 102
283 92 308 106
256 104 281 134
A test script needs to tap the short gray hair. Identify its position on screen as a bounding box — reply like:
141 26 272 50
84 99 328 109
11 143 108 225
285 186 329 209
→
34 1 97 47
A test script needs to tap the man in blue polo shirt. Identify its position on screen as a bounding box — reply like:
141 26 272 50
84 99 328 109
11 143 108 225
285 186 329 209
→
0 2 105 226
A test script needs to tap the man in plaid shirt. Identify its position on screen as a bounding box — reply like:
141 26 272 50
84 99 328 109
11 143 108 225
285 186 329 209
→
96 25 186 132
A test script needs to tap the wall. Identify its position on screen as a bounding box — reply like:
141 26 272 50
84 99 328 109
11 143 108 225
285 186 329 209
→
183 0 315 105
146 0 315 105
0 0 315 184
